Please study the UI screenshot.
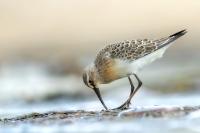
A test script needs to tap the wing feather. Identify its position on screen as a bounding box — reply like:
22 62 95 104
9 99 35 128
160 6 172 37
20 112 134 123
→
94 30 187 81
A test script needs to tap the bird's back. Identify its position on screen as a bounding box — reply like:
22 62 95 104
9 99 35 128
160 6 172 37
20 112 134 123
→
94 30 187 83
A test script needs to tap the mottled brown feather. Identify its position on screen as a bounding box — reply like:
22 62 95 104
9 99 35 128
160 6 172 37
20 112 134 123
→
94 38 164 83
94 29 187 83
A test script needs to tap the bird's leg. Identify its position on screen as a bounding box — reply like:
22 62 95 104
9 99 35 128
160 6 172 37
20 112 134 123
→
113 76 135 110
126 74 142 105
114 74 142 110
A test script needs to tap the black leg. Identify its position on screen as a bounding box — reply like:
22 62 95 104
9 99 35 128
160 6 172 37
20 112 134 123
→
126 74 142 105
113 74 142 110
113 76 135 110
128 76 135 95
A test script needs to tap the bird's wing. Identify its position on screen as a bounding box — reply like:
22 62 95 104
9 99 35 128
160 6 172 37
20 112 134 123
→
94 30 187 82
95 29 187 65
95 38 162 65
94 39 157 82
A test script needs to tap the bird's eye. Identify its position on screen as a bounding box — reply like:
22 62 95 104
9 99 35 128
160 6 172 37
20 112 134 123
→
89 80 94 86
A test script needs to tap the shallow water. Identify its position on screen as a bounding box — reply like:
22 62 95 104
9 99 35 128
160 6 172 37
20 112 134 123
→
1 90 200 132
0 62 199 132
1 118 200 133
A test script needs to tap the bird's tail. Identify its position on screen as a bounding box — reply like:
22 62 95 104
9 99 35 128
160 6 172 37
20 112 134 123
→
157 29 187 49
169 29 187 41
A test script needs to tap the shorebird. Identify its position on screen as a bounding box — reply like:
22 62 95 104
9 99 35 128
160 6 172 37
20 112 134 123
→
83 29 187 110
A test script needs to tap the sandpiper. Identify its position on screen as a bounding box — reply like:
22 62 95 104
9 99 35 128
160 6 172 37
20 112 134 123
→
83 29 187 110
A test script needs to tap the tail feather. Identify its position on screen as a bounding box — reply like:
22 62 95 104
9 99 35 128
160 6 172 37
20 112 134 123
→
169 29 187 38
158 29 187 49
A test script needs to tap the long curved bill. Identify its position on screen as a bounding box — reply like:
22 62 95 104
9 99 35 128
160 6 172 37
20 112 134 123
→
93 87 108 110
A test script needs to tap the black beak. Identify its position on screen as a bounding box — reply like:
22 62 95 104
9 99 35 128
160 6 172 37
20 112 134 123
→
93 87 108 110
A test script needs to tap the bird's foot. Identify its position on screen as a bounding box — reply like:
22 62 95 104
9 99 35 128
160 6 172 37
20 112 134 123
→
112 101 131 110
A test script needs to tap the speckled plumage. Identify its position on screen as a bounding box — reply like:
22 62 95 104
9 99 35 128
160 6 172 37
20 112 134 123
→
94 30 187 83
94 39 159 83
83 29 187 110
95 39 155 63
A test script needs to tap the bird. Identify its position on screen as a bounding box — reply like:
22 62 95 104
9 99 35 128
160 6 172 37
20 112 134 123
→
83 29 187 110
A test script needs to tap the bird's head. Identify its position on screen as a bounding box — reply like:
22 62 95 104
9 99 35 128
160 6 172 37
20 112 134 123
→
82 64 108 110
82 64 97 89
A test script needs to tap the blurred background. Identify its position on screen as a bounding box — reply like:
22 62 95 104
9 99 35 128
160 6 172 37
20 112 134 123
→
0 0 200 132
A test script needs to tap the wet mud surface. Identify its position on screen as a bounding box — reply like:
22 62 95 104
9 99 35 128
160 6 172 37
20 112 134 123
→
1 105 200 125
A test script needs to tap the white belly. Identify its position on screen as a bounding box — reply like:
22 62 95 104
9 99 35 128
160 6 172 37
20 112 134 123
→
128 46 169 73
114 45 170 77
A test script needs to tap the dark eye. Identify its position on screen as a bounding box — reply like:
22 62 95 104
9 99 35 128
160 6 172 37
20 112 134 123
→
89 80 94 86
